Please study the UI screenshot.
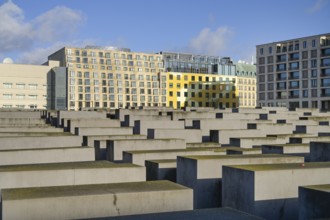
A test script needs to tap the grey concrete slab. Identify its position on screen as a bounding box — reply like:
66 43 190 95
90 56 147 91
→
222 162 330 220
123 147 226 166
298 184 330 220
68 118 121 134
145 159 177 182
0 146 95 165
147 128 203 143
107 139 186 162
177 154 304 209
91 207 263 220
0 135 82 150
75 127 133 136
2 180 193 220
0 161 145 196
310 141 330 162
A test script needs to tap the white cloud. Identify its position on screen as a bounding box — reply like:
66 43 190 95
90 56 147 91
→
17 43 64 64
0 0 84 63
188 26 234 56
0 0 32 52
32 6 84 42
17 39 97 64
307 0 326 13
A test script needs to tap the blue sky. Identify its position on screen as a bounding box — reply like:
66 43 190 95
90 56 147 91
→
0 0 329 64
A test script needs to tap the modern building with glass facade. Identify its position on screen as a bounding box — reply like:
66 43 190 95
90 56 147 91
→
256 33 330 110
48 46 167 110
161 52 255 109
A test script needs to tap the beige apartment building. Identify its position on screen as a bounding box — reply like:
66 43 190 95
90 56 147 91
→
0 60 59 109
48 46 166 110
236 62 257 108
256 33 330 110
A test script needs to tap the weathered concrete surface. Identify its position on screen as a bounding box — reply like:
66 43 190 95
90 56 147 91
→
0 135 82 150
225 147 262 155
67 118 120 134
75 127 133 136
92 135 146 160
147 128 202 143
145 159 177 182
82 134 146 147
222 162 330 220
99 207 263 220
0 161 145 196
262 143 310 161
123 148 226 166
309 142 330 162
2 180 193 220
0 146 95 165
298 184 330 220
107 139 186 161
177 154 304 209
57 110 107 127
133 120 184 135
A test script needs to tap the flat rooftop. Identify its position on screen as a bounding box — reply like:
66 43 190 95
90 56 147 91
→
2 180 189 200
226 162 330 171
300 184 330 193
0 161 141 172
125 147 224 154
179 154 301 160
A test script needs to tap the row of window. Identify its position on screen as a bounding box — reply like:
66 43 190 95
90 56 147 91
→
72 93 166 102
2 94 45 100
168 91 236 99
71 63 163 73
259 78 330 91
259 39 317 55
70 71 165 81
259 69 330 82
258 50 321 65
69 101 166 109
67 49 161 62
68 57 164 68
2 104 39 109
2 83 40 90
259 89 318 100
169 101 237 109
168 74 236 83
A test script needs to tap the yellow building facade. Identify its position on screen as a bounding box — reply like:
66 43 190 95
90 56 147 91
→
167 72 238 109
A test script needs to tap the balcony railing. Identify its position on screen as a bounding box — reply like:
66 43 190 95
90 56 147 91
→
321 83 330 87
289 95 299 99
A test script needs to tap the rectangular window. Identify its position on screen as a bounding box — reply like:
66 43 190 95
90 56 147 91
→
29 84 37 90
312 39 316 47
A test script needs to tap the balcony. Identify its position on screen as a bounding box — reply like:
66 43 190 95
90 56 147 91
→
321 63 330 67
289 95 299 99
289 86 299 89
321 93 330 97
288 66 299 71
321 82 330 87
